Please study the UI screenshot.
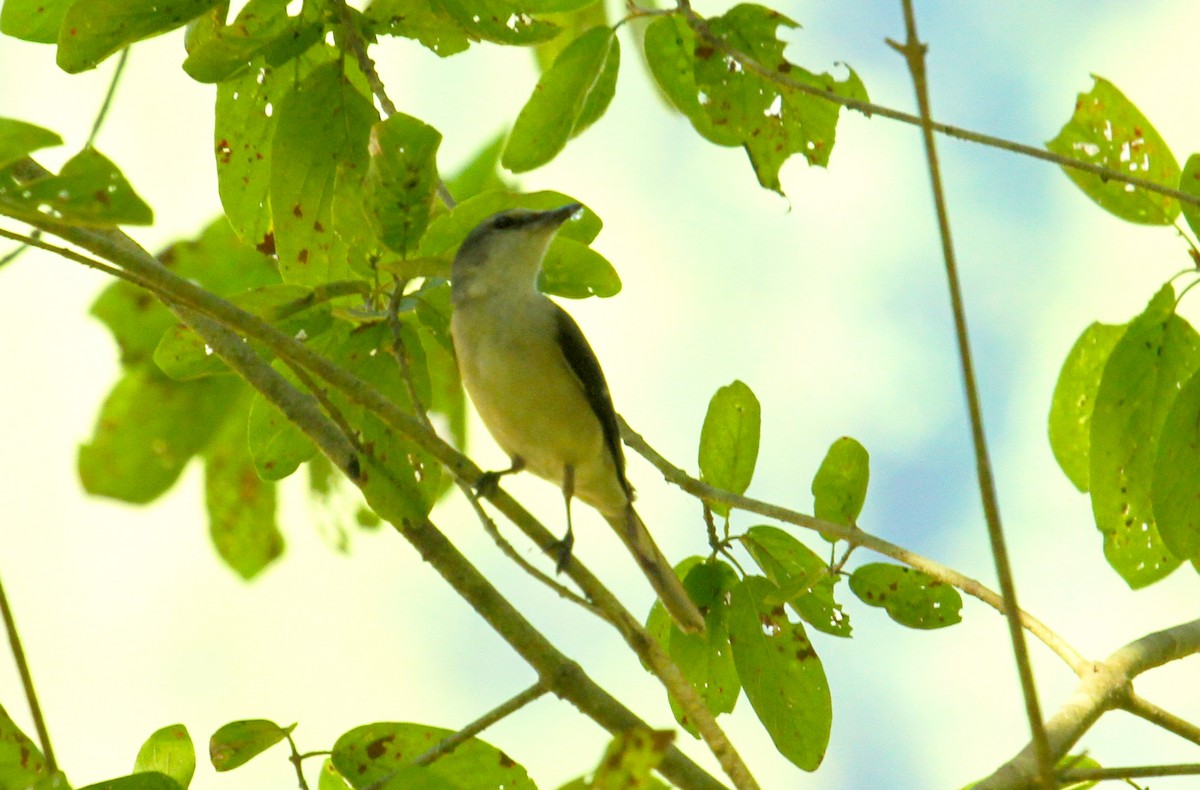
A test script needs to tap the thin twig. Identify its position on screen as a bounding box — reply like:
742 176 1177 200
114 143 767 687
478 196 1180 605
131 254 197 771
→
1059 763 1200 781
284 731 312 790
413 682 549 766
619 417 1088 674
1123 693 1200 748
889 3 1051 784
0 574 56 772
87 48 130 148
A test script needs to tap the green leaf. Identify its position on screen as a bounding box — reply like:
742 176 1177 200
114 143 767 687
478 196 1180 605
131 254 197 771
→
433 0 558 45
78 773 183 790
91 218 280 366
811 436 869 529
309 320 440 516
0 118 63 169
248 382 317 481
209 720 293 772
740 525 850 637
848 563 962 629
205 396 283 579
728 576 830 772
1180 154 1200 242
1047 76 1180 225
56 0 223 72
79 368 241 503
182 0 322 82
215 50 336 248
1090 285 1195 587
654 560 740 734
1048 322 1127 492
363 0 470 58
135 725 196 789
0 703 54 789
698 380 760 516
269 60 378 284
539 236 620 298
443 133 511 202
1 0 72 42
153 283 331 380
1152 366 1200 562
503 26 619 173
644 6 866 194
585 729 673 790
331 722 535 789
366 114 442 257
0 147 152 226
533 0 607 71
318 758 353 790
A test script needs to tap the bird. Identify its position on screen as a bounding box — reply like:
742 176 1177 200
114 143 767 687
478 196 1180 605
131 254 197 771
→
449 202 706 634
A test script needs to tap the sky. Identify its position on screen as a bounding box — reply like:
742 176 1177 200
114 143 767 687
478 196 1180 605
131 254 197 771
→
3 1 1200 788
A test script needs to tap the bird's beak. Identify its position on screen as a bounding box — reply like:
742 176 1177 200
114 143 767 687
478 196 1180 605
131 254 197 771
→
535 202 583 229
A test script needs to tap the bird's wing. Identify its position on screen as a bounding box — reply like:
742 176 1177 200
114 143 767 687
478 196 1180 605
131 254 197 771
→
552 302 631 496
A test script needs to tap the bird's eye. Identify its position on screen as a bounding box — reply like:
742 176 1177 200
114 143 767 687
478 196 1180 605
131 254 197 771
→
492 215 518 230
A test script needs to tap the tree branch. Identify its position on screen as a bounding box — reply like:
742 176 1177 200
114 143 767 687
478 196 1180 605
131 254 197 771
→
619 417 1087 674
977 618 1200 788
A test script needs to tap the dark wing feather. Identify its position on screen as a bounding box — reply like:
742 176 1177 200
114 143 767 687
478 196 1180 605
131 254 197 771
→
552 304 631 495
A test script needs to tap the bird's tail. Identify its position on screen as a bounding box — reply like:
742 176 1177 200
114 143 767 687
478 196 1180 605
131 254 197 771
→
604 505 706 634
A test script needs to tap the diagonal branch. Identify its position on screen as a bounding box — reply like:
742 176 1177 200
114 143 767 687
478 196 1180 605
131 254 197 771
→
976 618 1200 789
0 574 56 772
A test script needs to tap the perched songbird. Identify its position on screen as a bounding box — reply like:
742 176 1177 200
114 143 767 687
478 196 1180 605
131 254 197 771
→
449 203 705 633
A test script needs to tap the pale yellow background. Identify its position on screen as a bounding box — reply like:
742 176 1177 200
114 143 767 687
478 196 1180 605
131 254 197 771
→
3 1 1200 787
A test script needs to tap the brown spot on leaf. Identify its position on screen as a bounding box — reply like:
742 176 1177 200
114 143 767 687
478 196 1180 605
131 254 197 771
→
256 232 276 255
777 62 792 73
695 44 715 59
292 204 303 218
298 248 309 264
313 220 325 233
365 734 394 759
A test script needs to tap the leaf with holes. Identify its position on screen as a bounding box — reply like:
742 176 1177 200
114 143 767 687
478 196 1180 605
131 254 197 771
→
643 5 867 194
0 147 152 226
1047 76 1180 225
365 113 442 257
56 0 223 72
728 576 830 771
1090 284 1196 587
741 525 850 637
269 60 378 284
